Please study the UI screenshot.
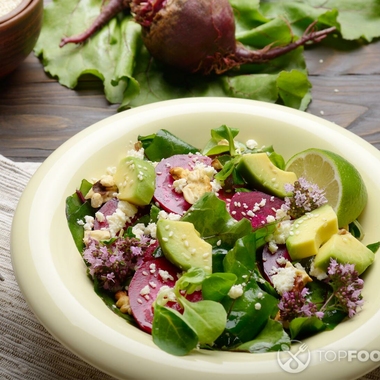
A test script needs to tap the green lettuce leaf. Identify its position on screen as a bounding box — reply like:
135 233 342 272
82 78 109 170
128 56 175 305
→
34 0 380 111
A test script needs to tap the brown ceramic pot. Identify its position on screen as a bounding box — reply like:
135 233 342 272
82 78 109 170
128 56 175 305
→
0 0 43 78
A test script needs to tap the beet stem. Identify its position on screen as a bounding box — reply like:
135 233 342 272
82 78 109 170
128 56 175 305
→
59 0 131 47
235 25 337 64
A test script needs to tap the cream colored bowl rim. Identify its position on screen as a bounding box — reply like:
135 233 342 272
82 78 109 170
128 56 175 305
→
11 98 380 380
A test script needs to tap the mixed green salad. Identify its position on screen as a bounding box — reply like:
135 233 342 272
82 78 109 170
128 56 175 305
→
66 125 379 356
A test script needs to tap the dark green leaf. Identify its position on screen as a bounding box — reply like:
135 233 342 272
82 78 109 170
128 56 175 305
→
289 316 326 340
152 304 198 356
181 298 227 344
181 192 252 248
233 319 290 353
65 179 94 252
139 129 199 161
202 273 237 302
367 241 380 254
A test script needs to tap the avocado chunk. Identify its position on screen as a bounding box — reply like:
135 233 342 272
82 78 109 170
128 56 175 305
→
114 157 155 206
236 153 297 198
156 219 212 274
314 231 375 275
286 204 339 260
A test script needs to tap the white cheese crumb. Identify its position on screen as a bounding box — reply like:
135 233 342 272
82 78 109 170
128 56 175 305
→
309 260 328 280
95 211 105 223
255 303 262 310
83 215 94 231
246 139 258 149
228 284 244 299
126 147 145 159
271 264 297 295
140 285 150 296
157 210 181 220
159 269 174 282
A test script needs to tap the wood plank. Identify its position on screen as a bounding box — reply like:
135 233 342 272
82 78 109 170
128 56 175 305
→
1 39 379 161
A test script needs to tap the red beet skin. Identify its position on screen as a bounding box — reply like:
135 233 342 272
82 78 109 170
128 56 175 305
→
133 0 236 73
128 256 202 333
229 191 285 229
60 0 337 75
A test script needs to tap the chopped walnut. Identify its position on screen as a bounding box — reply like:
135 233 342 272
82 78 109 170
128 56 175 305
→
170 166 212 205
85 179 118 208
115 290 132 314
211 158 223 171
83 230 111 245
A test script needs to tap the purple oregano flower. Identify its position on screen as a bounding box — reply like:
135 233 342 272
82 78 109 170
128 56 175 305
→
278 259 364 323
278 287 324 322
83 235 152 292
322 259 364 318
284 177 328 219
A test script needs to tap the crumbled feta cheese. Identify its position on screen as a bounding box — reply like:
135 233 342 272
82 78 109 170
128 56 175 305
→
126 147 145 159
246 139 258 149
276 256 288 265
173 178 187 193
140 285 150 296
157 210 181 220
132 222 157 239
159 269 174 282
228 284 244 299
255 303 262 310
106 200 138 237
83 215 94 231
309 260 328 280
271 263 297 295
95 211 105 223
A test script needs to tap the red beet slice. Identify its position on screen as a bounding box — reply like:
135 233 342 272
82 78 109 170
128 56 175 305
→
128 256 202 333
93 198 119 230
93 198 150 231
261 244 292 284
229 191 285 229
153 154 212 215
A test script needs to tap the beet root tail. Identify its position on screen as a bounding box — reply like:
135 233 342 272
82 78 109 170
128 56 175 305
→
59 0 131 48
235 23 337 65
207 23 337 75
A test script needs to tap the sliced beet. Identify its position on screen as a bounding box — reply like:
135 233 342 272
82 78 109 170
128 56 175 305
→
153 154 212 215
260 244 292 284
93 198 150 231
229 191 285 229
93 198 119 230
128 256 202 333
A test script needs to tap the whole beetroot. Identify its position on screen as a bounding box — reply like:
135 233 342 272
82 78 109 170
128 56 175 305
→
60 0 336 75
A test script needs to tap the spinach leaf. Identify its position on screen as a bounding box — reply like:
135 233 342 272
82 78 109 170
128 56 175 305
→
152 303 199 356
181 298 227 345
202 125 240 157
216 234 280 345
182 192 252 248
289 316 326 340
152 269 228 355
65 179 94 252
138 129 199 161
202 273 237 302
232 319 290 353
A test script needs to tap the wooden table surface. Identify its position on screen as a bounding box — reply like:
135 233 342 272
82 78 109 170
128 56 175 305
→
0 32 379 162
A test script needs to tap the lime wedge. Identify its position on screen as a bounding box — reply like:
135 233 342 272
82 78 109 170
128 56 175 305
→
285 148 367 228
